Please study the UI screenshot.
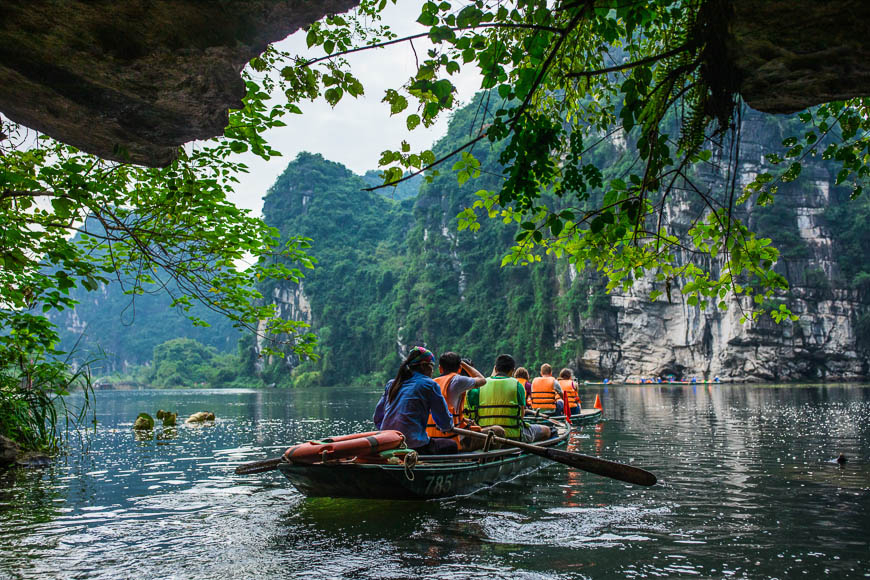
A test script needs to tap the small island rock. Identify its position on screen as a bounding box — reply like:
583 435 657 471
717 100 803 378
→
157 410 177 427
133 413 155 430
185 412 215 423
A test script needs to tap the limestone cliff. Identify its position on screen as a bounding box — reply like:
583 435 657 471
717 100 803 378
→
573 110 869 381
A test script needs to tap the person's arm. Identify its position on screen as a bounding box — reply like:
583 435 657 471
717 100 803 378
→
459 360 487 387
447 374 483 402
553 378 563 396
428 382 453 431
372 383 390 428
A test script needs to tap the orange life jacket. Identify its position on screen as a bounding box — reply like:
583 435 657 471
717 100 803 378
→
559 378 580 408
518 379 531 402
530 376 558 410
426 372 463 443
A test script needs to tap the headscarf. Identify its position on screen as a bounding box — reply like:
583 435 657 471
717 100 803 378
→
406 346 435 368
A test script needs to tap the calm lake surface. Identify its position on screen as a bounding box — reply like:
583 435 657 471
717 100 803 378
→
1 384 868 579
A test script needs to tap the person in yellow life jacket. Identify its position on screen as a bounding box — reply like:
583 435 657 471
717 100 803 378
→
514 367 532 403
466 354 551 442
425 352 488 449
529 363 564 415
558 368 581 416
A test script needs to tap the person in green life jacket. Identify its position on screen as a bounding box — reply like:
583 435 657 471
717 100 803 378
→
465 354 552 442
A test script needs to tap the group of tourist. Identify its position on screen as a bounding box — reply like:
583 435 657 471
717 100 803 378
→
372 347 584 456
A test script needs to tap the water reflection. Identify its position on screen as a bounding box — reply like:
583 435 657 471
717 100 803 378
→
0 385 868 578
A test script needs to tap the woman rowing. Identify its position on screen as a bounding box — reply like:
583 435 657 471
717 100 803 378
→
373 347 459 455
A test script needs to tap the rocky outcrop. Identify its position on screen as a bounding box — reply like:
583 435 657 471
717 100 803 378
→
728 0 870 113
0 0 359 166
0 435 21 467
185 411 215 423
0 435 51 468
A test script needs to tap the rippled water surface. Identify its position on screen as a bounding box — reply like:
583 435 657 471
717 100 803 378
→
1 385 868 579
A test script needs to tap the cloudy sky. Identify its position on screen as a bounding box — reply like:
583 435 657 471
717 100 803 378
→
230 1 482 215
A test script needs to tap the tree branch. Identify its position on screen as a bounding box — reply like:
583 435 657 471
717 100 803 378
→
302 23 564 67
566 42 695 78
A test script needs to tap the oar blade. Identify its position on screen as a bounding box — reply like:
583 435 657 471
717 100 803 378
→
452 425 657 487
546 448 657 486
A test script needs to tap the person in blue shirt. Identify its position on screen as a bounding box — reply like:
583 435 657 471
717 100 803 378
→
373 346 457 455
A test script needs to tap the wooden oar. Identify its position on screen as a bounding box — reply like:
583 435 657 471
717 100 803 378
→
235 457 283 475
452 426 657 486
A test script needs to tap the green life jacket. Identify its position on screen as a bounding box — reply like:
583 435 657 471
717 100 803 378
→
477 376 523 439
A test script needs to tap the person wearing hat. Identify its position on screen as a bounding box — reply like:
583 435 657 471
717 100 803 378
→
373 346 458 455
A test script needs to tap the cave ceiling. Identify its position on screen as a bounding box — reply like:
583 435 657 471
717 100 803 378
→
0 0 868 167
0 0 359 166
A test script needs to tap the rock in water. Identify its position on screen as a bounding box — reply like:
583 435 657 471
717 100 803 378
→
185 412 215 423
133 413 155 430
157 410 177 426
16 452 51 468
0 435 23 466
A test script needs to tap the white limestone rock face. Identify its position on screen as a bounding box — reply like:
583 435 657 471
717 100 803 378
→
567 111 869 381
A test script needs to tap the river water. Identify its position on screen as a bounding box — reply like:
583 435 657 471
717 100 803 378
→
0 384 868 579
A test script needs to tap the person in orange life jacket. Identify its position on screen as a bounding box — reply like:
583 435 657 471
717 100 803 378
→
466 354 551 442
558 367 581 416
373 346 457 455
514 367 532 403
427 352 505 451
528 363 564 415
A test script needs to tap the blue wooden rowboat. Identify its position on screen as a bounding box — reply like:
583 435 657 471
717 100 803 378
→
277 418 573 500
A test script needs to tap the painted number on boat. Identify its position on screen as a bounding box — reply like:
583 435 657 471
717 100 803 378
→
424 474 453 495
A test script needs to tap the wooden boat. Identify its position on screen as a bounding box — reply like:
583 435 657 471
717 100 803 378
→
277 418 573 500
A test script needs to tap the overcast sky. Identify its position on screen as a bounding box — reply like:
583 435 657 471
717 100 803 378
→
230 1 482 215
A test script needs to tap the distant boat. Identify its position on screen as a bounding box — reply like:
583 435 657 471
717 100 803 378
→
526 407 603 425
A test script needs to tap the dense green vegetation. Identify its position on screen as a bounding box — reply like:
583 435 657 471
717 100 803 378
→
258 153 412 387
291 0 867 324
47 257 243 376
108 338 260 389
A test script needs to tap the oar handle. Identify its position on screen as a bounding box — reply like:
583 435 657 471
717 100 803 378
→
234 457 283 475
452 426 657 487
